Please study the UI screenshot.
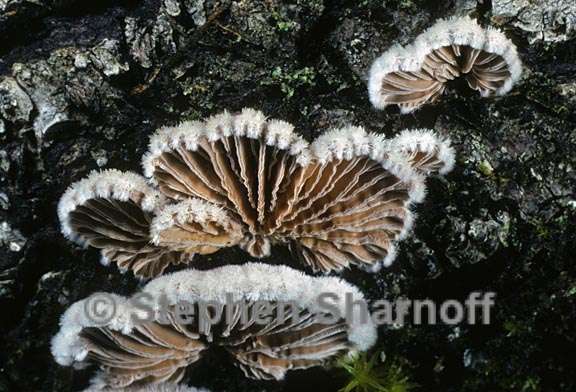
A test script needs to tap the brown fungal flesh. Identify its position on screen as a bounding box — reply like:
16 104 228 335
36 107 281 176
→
380 45 512 113
66 183 188 278
52 264 376 387
368 16 522 113
59 171 242 278
79 301 350 384
148 127 415 272
59 110 454 277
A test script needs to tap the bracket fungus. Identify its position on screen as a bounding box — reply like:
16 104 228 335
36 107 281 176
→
368 16 522 113
84 382 210 392
51 263 376 388
59 108 454 277
58 169 242 278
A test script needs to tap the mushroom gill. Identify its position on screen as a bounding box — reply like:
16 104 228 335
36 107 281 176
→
84 380 210 392
51 263 376 388
368 16 522 113
58 170 243 278
143 109 454 273
59 109 454 277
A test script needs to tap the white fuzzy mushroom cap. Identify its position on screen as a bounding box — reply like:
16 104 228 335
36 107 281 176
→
58 108 456 276
311 125 455 204
142 108 311 180
149 198 233 245
390 128 456 175
51 263 378 368
83 376 211 392
58 169 165 243
368 15 522 110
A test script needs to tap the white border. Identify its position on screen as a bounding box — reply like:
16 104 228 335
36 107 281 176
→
59 109 455 273
84 377 210 392
150 198 234 245
142 108 311 180
368 15 522 112
58 169 165 244
51 263 378 370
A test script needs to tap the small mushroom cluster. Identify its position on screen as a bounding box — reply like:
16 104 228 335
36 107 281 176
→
52 264 375 386
368 16 522 113
58 109 454 279
53 109 451 390
52 14 522 392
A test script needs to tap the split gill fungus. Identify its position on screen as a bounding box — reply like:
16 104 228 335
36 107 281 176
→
82 382 210 392
58 108 455 278
51 263 376 388
368 16 522 113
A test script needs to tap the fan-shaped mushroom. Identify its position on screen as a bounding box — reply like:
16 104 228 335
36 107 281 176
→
368 16 522 113
58 170 241 278
51 263 376 388
59 109 454 277
84 380 210 392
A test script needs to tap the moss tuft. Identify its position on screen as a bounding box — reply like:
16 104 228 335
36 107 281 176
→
337 353 416 392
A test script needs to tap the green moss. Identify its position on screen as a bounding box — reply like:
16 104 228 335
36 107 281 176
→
503 319 523 337
478 160 495 178
529 218 551 240
521 377 541 392
398 0 417 10
337 353 416 392
263 66 316 98
271 11 298 32
566 285 576 297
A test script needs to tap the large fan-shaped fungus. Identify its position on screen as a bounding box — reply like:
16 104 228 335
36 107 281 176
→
52 263 376 388
59 108 454 278
368 16 522 113
84 381 210 392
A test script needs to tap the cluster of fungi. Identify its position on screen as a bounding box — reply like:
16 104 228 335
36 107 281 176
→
52 15 520 392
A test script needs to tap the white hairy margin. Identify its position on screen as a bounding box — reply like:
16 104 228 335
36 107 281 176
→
51 263 377 369
310 126 454 269
83 375 210 392
142 108 311 181
311 126 455 202
368 15 522 111
390 128 456 175
58 169 165 244
149 198 233 245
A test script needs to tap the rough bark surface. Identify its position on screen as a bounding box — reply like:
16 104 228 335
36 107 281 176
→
0 0 575 391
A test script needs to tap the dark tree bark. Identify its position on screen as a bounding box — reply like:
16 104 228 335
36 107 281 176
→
0 0 575 391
